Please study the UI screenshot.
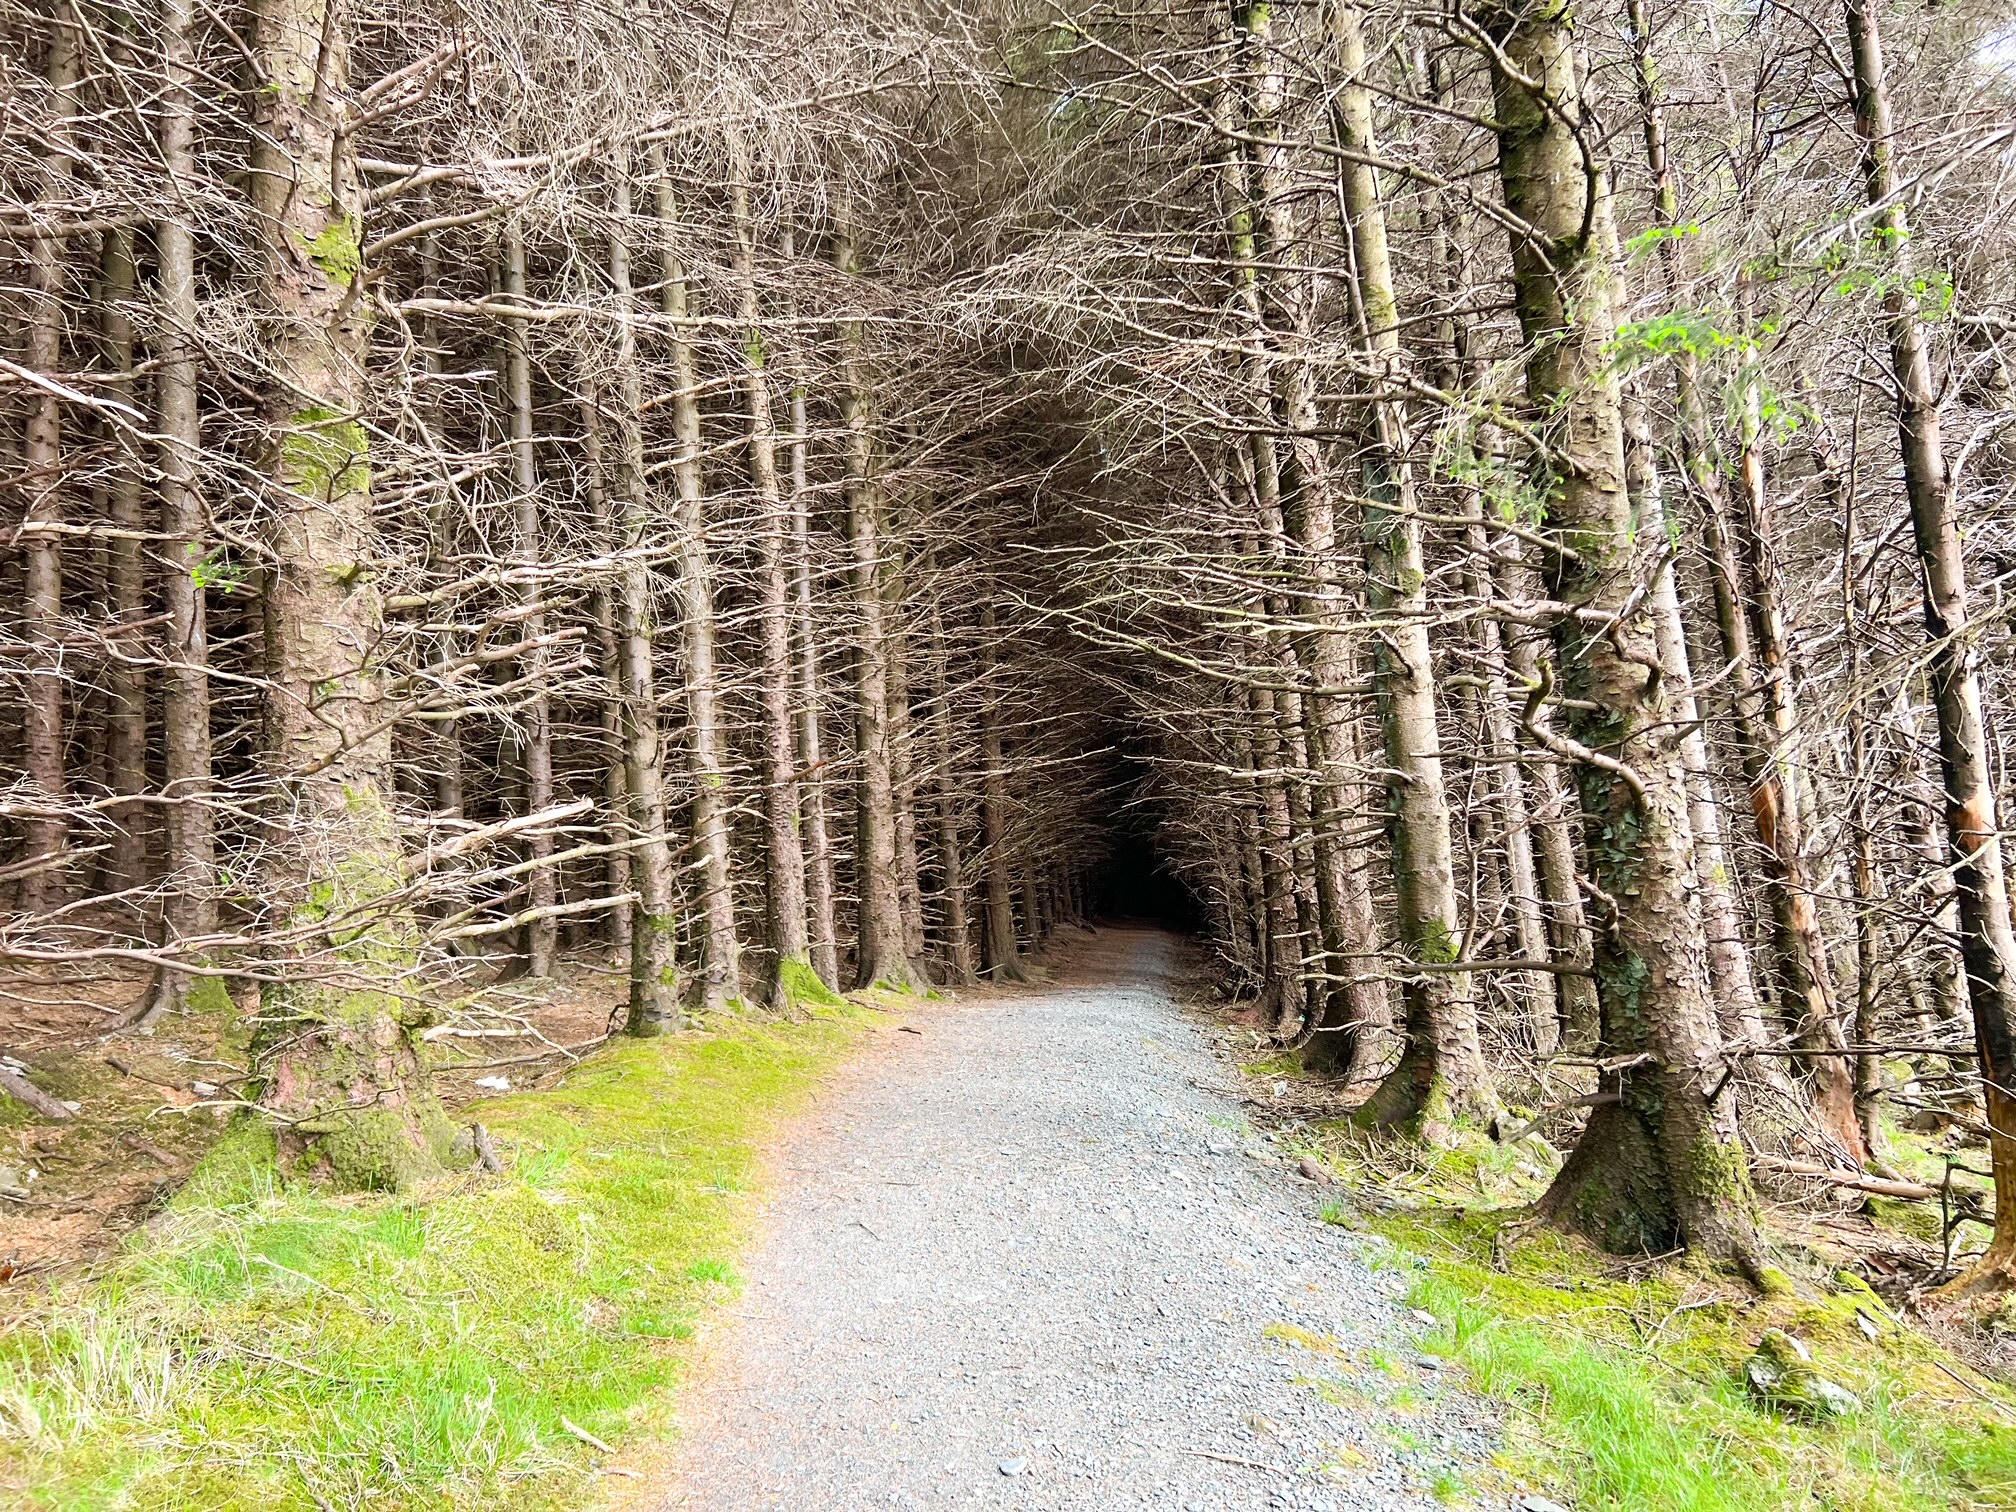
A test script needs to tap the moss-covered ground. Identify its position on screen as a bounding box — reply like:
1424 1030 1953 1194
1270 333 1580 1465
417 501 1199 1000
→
1293 1118 2016 1512
0 1003 877 1510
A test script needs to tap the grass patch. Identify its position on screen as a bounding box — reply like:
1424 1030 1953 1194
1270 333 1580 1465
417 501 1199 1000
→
0 1004 876 1510
1364 1210 2016 1512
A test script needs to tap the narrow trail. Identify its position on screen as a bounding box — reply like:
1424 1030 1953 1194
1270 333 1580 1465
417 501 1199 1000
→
657 928 1497 1510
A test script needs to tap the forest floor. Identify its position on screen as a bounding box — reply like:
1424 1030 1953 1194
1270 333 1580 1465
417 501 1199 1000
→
8 928 2016 1510
642 926 1508 1511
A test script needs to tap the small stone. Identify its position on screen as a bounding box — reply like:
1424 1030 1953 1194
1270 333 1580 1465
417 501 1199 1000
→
998 1457 1028 1476
1409 1308 1438 1327
1744 1329 1860 1419
190 1080 218 1096
1518 1496 1570 1512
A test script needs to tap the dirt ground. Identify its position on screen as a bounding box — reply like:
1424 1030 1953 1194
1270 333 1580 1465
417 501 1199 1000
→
0 953 622 1288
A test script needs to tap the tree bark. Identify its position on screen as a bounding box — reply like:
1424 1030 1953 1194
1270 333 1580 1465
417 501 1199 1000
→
781 230 842 988
656 158 742 1010
499 228 557 979
18 7 81 914
608 153 680 1034
927 608 977 984
836 216 922 991
100 228 150 897
731 148 825 1008
247 0 451 1187
579 391 632 962
1330 0 1496 1130
133 0 216 1026
1845 0 2016 1294
1485 0 1760 1263
978 601 1027 982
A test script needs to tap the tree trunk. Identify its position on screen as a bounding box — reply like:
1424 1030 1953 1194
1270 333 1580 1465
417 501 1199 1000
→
1330 0 1496 1131
978 602 1027 982
579 392 632 962
656 158 741 1011
888 593 930 967
732 150 826 1008
18 8 81 913
1620 0 1800 1122
1486 0 1760 1263
100 228 150 898
1845 0 2016 1294
782 230 842 988
927 605 977 984
499 229 556 979
248 0 451 1187
608 154 680 1034
836 217 922 991
134 0 216 1026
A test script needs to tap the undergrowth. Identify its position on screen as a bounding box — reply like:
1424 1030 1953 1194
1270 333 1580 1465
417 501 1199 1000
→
1302 1128 2016 1512
0 1003 876 1510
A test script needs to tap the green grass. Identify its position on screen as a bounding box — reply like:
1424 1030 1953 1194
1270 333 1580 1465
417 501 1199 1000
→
1360 1211 2016 1512
0 1005 875 1510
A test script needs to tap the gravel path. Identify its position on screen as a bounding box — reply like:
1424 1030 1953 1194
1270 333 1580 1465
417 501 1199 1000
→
660 927 1499 1510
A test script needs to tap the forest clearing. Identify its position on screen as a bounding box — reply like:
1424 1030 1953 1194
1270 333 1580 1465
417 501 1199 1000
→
5 0 2016 1506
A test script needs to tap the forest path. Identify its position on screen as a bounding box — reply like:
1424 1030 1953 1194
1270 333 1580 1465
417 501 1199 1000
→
651 927 1498 1510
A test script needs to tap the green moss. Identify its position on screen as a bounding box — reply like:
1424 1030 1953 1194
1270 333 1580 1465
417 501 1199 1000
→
299 216 361 288
774 954 846 1009
1415 918 1459 966
1359 1208 2016 1512
185 973 233 1018
280 406 369 502
309 1108 442 1193
175 1120 280 1209
0 1007 879 1510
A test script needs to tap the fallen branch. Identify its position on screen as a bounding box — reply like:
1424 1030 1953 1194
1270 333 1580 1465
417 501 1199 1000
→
560 1416 615 1454
0 1065 72 1120
1179 1446 1290 1476
1756 1157 1940 1201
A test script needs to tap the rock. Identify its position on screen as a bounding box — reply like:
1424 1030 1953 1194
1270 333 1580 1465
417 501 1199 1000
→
1295 1156 1332 1185
1518 1496 1570 1512
1744 1329 1860 1420
1409 1308 1438 1327
998 1457 1028 1476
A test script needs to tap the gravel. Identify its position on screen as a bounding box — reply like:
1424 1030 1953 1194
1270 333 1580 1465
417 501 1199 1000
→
661 927 1501 1510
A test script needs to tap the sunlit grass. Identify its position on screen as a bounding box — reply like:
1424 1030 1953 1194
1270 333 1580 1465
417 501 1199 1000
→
0 1006 874 1510
1364 1210 2016 1512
